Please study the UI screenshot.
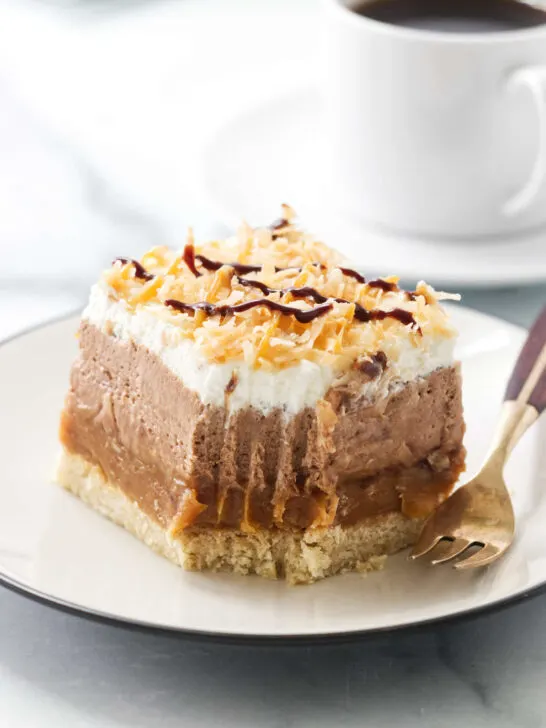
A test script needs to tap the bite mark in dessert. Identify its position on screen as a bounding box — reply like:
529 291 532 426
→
58 207 465 584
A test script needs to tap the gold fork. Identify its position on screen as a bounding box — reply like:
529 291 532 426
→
411 305 546 570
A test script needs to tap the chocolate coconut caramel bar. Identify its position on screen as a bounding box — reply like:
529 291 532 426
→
58 207 465 584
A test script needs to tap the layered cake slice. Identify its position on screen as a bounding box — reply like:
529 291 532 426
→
58 207 465 584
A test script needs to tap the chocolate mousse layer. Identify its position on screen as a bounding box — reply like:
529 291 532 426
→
59 323 465 533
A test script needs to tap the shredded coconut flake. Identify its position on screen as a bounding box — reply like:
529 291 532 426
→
102 208 458 371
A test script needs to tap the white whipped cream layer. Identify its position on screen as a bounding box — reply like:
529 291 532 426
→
83 284 456 415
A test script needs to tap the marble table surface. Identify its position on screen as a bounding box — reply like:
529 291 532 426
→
3 583 546 728
0 0 545 726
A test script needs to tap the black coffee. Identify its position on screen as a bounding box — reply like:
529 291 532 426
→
352 0 546 32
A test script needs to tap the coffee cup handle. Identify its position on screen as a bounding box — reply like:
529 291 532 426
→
504 66 546 217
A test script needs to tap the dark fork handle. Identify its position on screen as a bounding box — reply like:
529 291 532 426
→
504 305 546 414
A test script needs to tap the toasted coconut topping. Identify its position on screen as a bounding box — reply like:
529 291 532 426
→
101 209 459 370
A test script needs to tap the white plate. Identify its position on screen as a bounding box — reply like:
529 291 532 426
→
0 311 545 642
201 87 546 289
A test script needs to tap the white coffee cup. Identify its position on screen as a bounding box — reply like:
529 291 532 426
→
323 0 546 241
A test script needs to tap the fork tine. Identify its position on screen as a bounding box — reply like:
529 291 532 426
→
454 543 501 570
430 538 472 565
410 532 444 560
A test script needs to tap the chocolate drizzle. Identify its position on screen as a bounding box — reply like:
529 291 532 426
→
114 246 418 329
235 277 397 321
113 258 154 282
289 287 329 304
269 218 290 236
236 277 328 304
194 251 325 277
338 270 399 293
195 254 262 275
270 217 289 230
234 277 415 324
115 248 398 303
189 251 395 294
166 269 418 328
235 276 271 295
165 293 417 329
165 298 333 324
339 267 366 284
353 305 416 326
188 249 396 295
368 278 398 292
182 245 330 278
183 244 202 277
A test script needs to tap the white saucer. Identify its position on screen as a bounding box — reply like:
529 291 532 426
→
201 87 546 289
0 311 545 641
